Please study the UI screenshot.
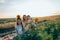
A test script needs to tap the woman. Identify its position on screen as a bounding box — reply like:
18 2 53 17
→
27 15 32 23
23 15 28 22
15 15 24 35
22 15 29 32
27 15 36 30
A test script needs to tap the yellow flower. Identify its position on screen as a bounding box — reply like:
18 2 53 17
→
35 18 39 22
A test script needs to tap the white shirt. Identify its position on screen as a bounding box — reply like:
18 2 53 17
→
15 25 23 35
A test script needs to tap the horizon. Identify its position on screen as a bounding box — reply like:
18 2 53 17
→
0 14 60 18
0 0 60 18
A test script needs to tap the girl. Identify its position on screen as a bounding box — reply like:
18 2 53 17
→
15 15 24 35
27 15 32 24
27 15 36 30
22 15 29 32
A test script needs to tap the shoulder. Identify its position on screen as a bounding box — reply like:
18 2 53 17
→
22 23 25 27
22 22 25 25
15 25 18 29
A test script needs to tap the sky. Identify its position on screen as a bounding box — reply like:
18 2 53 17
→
0 0 60 18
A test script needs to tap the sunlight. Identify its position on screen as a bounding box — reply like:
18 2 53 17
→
0 0 60 18
15 0 56 17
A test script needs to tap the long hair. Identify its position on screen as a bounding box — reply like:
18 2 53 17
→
23 15 26 22
16 15 24 31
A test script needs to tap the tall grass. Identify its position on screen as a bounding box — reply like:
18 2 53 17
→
13 19 60 40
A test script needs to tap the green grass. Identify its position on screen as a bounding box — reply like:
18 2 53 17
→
0 18 16 24
0 17 60 40
13 19 60 40
0 18 16 37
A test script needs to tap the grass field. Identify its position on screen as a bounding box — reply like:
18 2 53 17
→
13 18 60 40
0 18 16 37
0 15 60 40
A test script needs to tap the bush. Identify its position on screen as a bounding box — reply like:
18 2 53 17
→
13 19 60 40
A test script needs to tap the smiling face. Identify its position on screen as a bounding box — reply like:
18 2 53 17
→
25 16 27 21
23 15 28 21
17 19 22 25
27 15 30 20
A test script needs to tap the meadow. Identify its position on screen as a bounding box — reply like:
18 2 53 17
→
0 18 16 37
0 15 60 40
13 18 60 40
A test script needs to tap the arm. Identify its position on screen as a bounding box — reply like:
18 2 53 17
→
15 29 18 34
22 24 25 33
15 25 18 34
